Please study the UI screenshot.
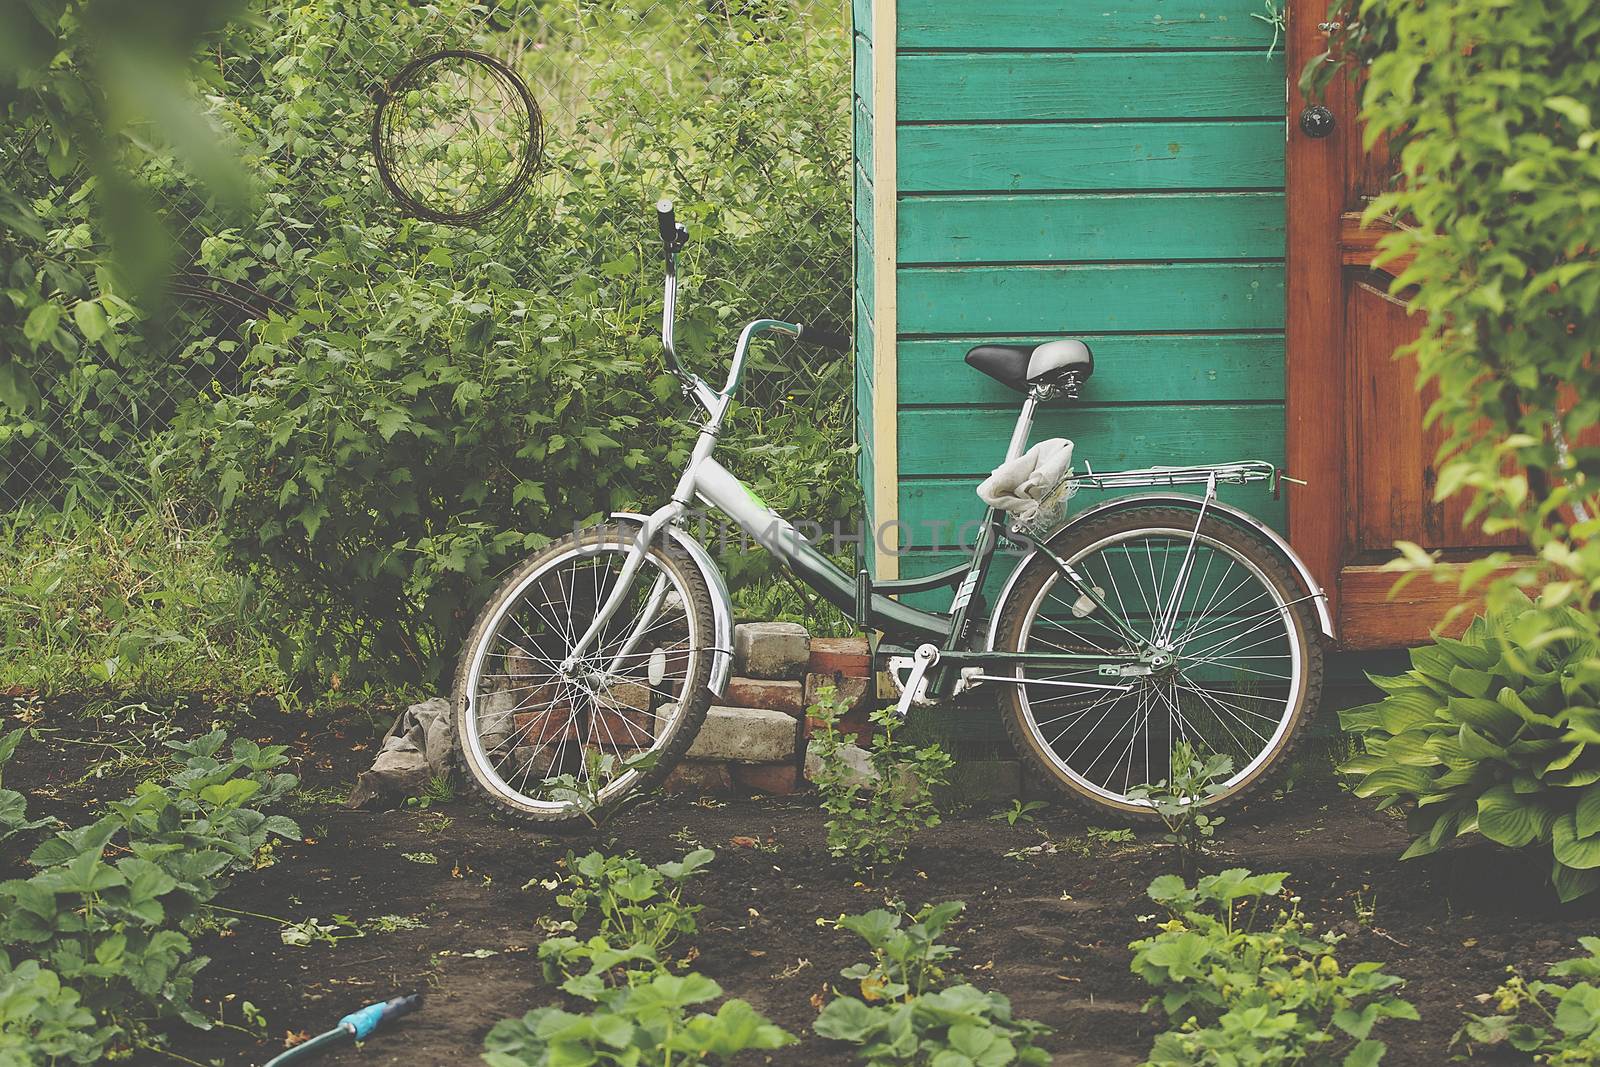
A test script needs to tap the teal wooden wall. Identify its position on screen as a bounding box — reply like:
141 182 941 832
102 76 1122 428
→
854 0 1288 609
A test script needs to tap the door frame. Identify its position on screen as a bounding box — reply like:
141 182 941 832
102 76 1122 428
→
1285 3 1515 650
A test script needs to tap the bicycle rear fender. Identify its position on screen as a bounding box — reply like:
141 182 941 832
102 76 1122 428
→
612 511 734 696
983 493 1336 651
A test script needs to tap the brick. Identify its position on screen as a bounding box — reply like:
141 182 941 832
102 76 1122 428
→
512 741 580 779
732 762 807 795
685 706 799 763
592 681 654 748
808 636 872 679
514 705 577 743
723 677 805 716
733 622 810 680
663 759 733 794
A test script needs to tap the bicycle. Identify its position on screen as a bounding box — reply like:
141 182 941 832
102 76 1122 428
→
453 200 1335 826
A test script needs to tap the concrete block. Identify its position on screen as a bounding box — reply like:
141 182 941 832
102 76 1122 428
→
803 738 878 787
663 759 733 794
803 673 870 716
732 762 807 795
733 621 810 680
724 677 805 716
809 635 872 678
685 705 799 763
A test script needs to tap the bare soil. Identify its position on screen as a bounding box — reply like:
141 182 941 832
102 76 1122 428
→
3 699 1594 1066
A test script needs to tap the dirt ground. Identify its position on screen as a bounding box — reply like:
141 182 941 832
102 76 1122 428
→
4 698 1595 1066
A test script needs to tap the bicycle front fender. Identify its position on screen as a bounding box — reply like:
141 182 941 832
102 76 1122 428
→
612 511 734 696
982 493 1336 652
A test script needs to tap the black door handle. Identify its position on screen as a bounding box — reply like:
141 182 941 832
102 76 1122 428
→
1299 105 1336 139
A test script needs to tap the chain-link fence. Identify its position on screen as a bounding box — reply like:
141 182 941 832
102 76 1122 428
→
1 0 853 518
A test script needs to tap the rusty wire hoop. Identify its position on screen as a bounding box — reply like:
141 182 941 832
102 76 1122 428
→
371 48 543 225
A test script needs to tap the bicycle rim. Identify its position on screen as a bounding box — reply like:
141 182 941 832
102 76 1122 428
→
1011 523 1308 809
459 538 710 814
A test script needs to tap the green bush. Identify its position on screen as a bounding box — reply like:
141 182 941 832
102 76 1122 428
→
810 690 955 870
1338 595 1600 902
1457 936 1600 1060
5 0 854 688
191 0 852 687
1131 869 1416 1066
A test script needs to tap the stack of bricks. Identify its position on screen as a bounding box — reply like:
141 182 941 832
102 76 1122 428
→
663 623 874 795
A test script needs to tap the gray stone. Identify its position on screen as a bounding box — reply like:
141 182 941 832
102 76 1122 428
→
685 706 799 763
733 621 810 680
804 738 878 787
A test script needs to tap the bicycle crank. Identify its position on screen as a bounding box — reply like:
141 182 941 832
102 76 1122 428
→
887 643 941 719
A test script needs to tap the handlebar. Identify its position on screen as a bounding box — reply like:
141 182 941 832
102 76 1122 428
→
795 321 851 353
656 198 688 257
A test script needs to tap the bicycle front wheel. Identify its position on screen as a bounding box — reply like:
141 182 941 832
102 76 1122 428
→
453 523 717 826
993 506 1323 818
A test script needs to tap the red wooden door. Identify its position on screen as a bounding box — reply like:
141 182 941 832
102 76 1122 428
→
1285 3 1519 649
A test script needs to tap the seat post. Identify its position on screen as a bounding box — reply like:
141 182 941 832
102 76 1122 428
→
1005 388 1045 463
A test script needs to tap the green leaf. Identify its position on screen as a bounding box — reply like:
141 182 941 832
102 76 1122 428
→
22 302 61 343
72 299 109 342
1476 785 1552 848
1553 813 1600 870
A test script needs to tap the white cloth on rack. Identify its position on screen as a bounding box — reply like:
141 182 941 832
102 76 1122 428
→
976 438 1074 524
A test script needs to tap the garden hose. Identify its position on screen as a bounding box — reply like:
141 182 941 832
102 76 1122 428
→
260 993 423 1066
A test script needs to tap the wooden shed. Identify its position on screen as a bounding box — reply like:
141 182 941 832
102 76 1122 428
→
852 0 1508 649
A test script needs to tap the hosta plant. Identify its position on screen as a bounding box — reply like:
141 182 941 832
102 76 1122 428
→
1456 936 1600 1061
1338 597 1600 901
1132 869 1416 1066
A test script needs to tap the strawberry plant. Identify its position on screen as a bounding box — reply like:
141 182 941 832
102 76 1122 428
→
1132 869 1416 1066
483 971 793 1066
1338 596 1600 901
0 952 113 1065
1456 936 1600 1060
0 726 300 1057
538 848 714 998
813 901 1052 1066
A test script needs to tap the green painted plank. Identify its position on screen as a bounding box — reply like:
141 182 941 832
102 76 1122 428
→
853 98 873 175
897 0 1277 49
854 33 872 120
898 192 1283 264
855 229 875 315
898 335 1284 406
853 0 872 42
897 402 1284 476
855 166 874 250
897 480 1286 549
899 122 1283 193
898 263 1284 334
899 53 1284 123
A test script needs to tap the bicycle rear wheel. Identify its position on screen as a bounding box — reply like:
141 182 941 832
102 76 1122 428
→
453 523 717 826
992 506 1323 818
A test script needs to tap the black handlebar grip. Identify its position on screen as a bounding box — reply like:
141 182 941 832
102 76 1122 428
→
798 322 851 352
656 199 677 249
